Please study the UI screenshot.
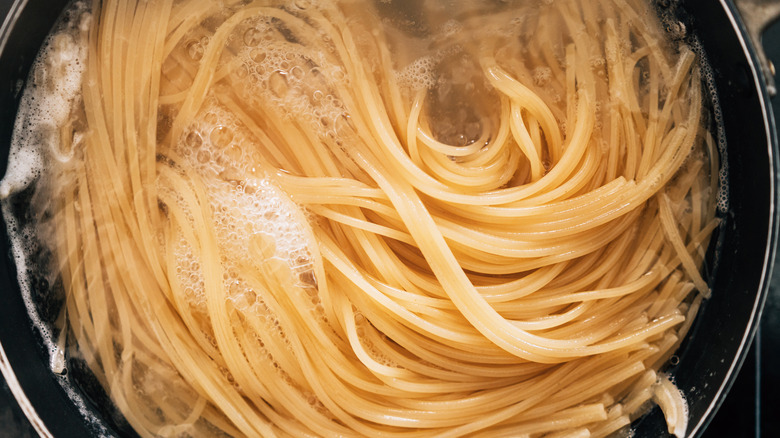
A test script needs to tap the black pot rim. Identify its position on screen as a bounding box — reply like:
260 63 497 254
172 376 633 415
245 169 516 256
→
685 1 780 434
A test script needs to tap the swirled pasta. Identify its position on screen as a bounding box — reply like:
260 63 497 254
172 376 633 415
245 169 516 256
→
1 0 720 436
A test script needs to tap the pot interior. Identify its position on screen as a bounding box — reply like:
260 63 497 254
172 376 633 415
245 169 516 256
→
0 1 775 437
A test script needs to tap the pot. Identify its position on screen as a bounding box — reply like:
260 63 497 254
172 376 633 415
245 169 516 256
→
0 0 777 436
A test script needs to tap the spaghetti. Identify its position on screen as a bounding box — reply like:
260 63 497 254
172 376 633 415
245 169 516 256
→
1 0 720 436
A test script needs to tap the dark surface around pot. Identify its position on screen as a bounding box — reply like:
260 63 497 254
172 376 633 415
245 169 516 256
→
0 0 778 437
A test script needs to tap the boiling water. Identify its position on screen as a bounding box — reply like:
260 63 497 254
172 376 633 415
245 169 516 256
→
0 0 728 436
0 3 113 434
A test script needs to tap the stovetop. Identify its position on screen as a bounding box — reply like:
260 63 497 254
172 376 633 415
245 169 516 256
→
1 9 780 438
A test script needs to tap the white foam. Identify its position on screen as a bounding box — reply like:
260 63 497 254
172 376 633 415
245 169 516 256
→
396 55 438 90
0 4 88 199
0 2 114 436
1 0 91 370
173 99 317 319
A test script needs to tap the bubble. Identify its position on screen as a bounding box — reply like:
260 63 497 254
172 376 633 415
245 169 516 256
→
186 41 204 61
249 48 267 63
184 130 203 149
331 67 346 82
290 66 305 80
243 28 264 47
204 111 219 125
269 71 289 98
209 125 234 148
227 143 244 161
